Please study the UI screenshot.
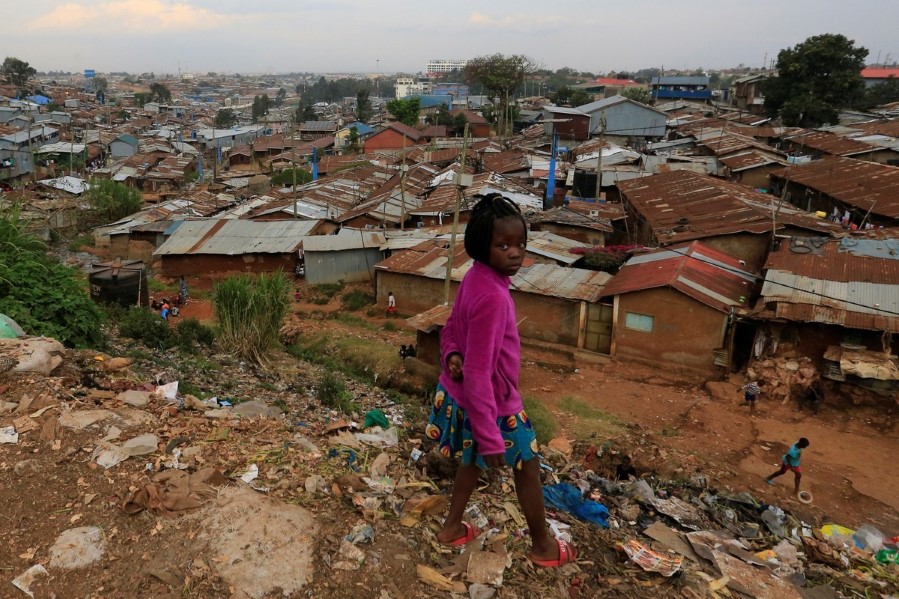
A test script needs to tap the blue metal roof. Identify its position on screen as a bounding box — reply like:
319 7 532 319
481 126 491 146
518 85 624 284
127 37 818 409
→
413 95 454 109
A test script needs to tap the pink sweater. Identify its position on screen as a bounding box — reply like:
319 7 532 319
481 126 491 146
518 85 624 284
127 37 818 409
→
439 261 524 455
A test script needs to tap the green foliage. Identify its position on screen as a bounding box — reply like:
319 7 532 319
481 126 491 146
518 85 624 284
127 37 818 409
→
214 108 237 128
341 290 374 311
251 94 271 122
295 102 316 123
558 396 624 440
67 233 93 252
313 282 344 300
0 207 103 347
1 56 37 88
356 90 372 122
346 126 361 153
620 87 651 104
316 370 356 412
175 317 215 352
213 271 291 366
270 167 313 187
118 306 173 349
149 82 171 103
522 396 557 446
275 87 287 107
383 321 396 332
762 33 868 127
551 85 591 107
464 54 537 135
863 76 899 109
85 179 142 224
386 97 421 127
94 76 109 94
426 104 468 136
299 76 375 104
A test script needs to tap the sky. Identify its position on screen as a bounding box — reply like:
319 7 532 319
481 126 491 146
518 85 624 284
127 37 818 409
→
6 0 899 76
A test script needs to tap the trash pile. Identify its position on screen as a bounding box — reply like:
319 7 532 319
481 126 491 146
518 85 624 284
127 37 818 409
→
1 333 898 598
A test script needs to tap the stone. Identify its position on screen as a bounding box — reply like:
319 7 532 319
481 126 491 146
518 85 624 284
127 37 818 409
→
232 400 282 418
0 400 18 414
466 551 507 586
14 459 41 477
122 433 159 456
198 486 317 599
117 390 151 407
49 526 106 569
469 583 497 599
58 409 113 430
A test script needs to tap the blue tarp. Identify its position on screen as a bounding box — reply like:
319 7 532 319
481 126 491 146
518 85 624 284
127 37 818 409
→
543 483 610 527
26 95 51 105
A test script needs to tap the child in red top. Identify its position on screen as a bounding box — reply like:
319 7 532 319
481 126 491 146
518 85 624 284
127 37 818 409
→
426 193 575 567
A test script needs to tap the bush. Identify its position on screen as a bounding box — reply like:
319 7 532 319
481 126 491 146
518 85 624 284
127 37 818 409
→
316 370 355 413
0 207 104 347
85 179 142 224
341 289 374 311
214 271 290 366
118 306 174 349
175 317 215 352
271 168 313 188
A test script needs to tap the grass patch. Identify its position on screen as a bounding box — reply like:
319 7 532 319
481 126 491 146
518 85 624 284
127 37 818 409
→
179 381 207 399
68 233 94 252
383 321 397 332
330 312 373 329
316 370 356 413
214 271 290 366
522 396 558 446
342 289 374 311
558 395 625 440
147 278 169 293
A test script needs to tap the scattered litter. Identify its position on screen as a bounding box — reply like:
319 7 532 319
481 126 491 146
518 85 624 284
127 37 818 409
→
237 463 259 483
547 518 572 543
345 524 374 545
797 490 814 504
353 426 399 448
12 564 48 598
466 550 508 586
543 482 609 527
363 409 390 429
621 539 683 577
416 564 465 593
0 425 18 444
155 381 179 401
48 526 107 569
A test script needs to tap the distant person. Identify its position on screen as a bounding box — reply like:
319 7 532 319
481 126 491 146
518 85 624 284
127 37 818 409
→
739 378 762 415
160 299 170 321
399 344 408 358
179 276 189 304
406 345 416 358
386 291 397 317
766 437 810 495
426 193 574 567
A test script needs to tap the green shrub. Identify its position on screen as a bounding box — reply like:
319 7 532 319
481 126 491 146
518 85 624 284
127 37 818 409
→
213 271 290 366
85 178 142 224
118 306 174 349
175 317 215 352
341 289 374 311
271 167 313 187
383 321 396 332
0 207 104 347
314 283 343 299
522 396 558 446
316 370 355 412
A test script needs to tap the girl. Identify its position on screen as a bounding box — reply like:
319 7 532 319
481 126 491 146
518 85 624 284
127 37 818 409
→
425 193 576 567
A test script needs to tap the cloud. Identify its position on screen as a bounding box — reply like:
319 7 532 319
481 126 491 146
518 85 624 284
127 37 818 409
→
468 11 570 29
27 0 235 33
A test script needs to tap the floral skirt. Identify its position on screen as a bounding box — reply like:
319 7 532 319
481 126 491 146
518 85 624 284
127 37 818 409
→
425 384 538 470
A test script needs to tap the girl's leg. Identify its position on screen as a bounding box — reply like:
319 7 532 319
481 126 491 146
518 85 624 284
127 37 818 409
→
793 472 802 495
437 463 481 543
513 458 559 561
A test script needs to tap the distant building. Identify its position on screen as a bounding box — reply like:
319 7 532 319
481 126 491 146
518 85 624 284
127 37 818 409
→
650 76 711 101
860 67 899 88
576 95 667 139
109 134 139 159
732 74 769 115
426 59 469 74
395 77 432 99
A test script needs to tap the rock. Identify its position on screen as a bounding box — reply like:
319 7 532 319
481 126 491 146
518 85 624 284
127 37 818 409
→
466 551 507 586
48 526 106 569
14 459 41 477
198 486 317 599
122 433 159 456
117 390 151 407
547 437 573 457
305 474 326 494
0 400 19 414
4 337 65 375
101 357 133 372
232 400 282 418
332 539 366 570
469 582 497 599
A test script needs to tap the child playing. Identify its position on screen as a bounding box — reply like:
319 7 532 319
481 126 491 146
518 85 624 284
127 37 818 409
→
739 378 762 415
425 193 575 567
766 437 810 495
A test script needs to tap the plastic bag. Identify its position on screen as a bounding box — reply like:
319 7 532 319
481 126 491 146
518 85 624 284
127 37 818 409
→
854 524 886 552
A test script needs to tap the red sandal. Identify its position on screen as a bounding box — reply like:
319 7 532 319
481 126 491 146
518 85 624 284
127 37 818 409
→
529 539 577 568
442 522 481 547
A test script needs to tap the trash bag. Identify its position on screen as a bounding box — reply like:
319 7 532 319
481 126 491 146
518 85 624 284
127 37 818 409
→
854 524 886 552
543 482 610 528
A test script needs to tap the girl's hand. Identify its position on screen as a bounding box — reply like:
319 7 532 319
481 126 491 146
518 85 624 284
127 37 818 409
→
447 353 464 381
482 453 505 469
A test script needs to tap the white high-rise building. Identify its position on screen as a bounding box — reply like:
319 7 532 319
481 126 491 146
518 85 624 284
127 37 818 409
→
426 59 469 74
395 77 432 99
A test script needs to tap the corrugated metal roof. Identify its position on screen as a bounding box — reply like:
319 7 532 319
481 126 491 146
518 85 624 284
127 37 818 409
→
769 156 899 219
763 236 899 284
787 130 877 156
303 231 386 252
375 243 610 301
616 170 836 244
406 304 452 332
525 231 592 265
599 241 756 313
153 219 319 256
719 151 785 172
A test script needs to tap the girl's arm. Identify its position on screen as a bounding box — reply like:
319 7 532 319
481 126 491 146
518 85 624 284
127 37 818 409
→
460 293 507 456
440 306 461 370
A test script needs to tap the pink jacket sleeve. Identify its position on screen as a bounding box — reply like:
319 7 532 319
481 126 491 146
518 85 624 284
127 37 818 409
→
460 293 507 456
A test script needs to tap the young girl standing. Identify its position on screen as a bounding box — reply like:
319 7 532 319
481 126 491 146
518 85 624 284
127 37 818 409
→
425 194 576 567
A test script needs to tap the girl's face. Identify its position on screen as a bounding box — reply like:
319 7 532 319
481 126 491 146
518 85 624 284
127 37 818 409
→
488 217 526 277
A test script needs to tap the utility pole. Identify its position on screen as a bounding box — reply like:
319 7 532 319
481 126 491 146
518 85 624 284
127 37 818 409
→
594 113 606 201
291 117 297 219
399 134 407 229
443 123 470 305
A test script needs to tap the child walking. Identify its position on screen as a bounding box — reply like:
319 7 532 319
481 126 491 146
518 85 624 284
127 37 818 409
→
739 378 762 415
425 193 575 567
766 437 810 495
386 291 397 317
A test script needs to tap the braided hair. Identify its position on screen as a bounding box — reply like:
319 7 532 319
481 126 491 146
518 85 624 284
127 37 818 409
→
464 193 527 264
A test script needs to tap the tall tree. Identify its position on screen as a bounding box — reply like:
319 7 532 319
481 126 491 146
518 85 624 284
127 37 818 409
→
620 87 651 104
356 90 373 122
148 82 171 103
252 94 271 122
863 76 899 109
93 76 109 95
386 97 420 127
464 53 536 136
275 87 287 106
1 57 37 89
214 108 238 128
762 34 868 127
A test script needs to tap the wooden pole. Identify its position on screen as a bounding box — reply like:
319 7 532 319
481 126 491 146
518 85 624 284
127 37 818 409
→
443 123 470 305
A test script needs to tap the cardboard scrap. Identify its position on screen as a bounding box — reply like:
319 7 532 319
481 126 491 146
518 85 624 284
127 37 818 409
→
416 564 465 593
621 539 683 577
643 521 701 562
